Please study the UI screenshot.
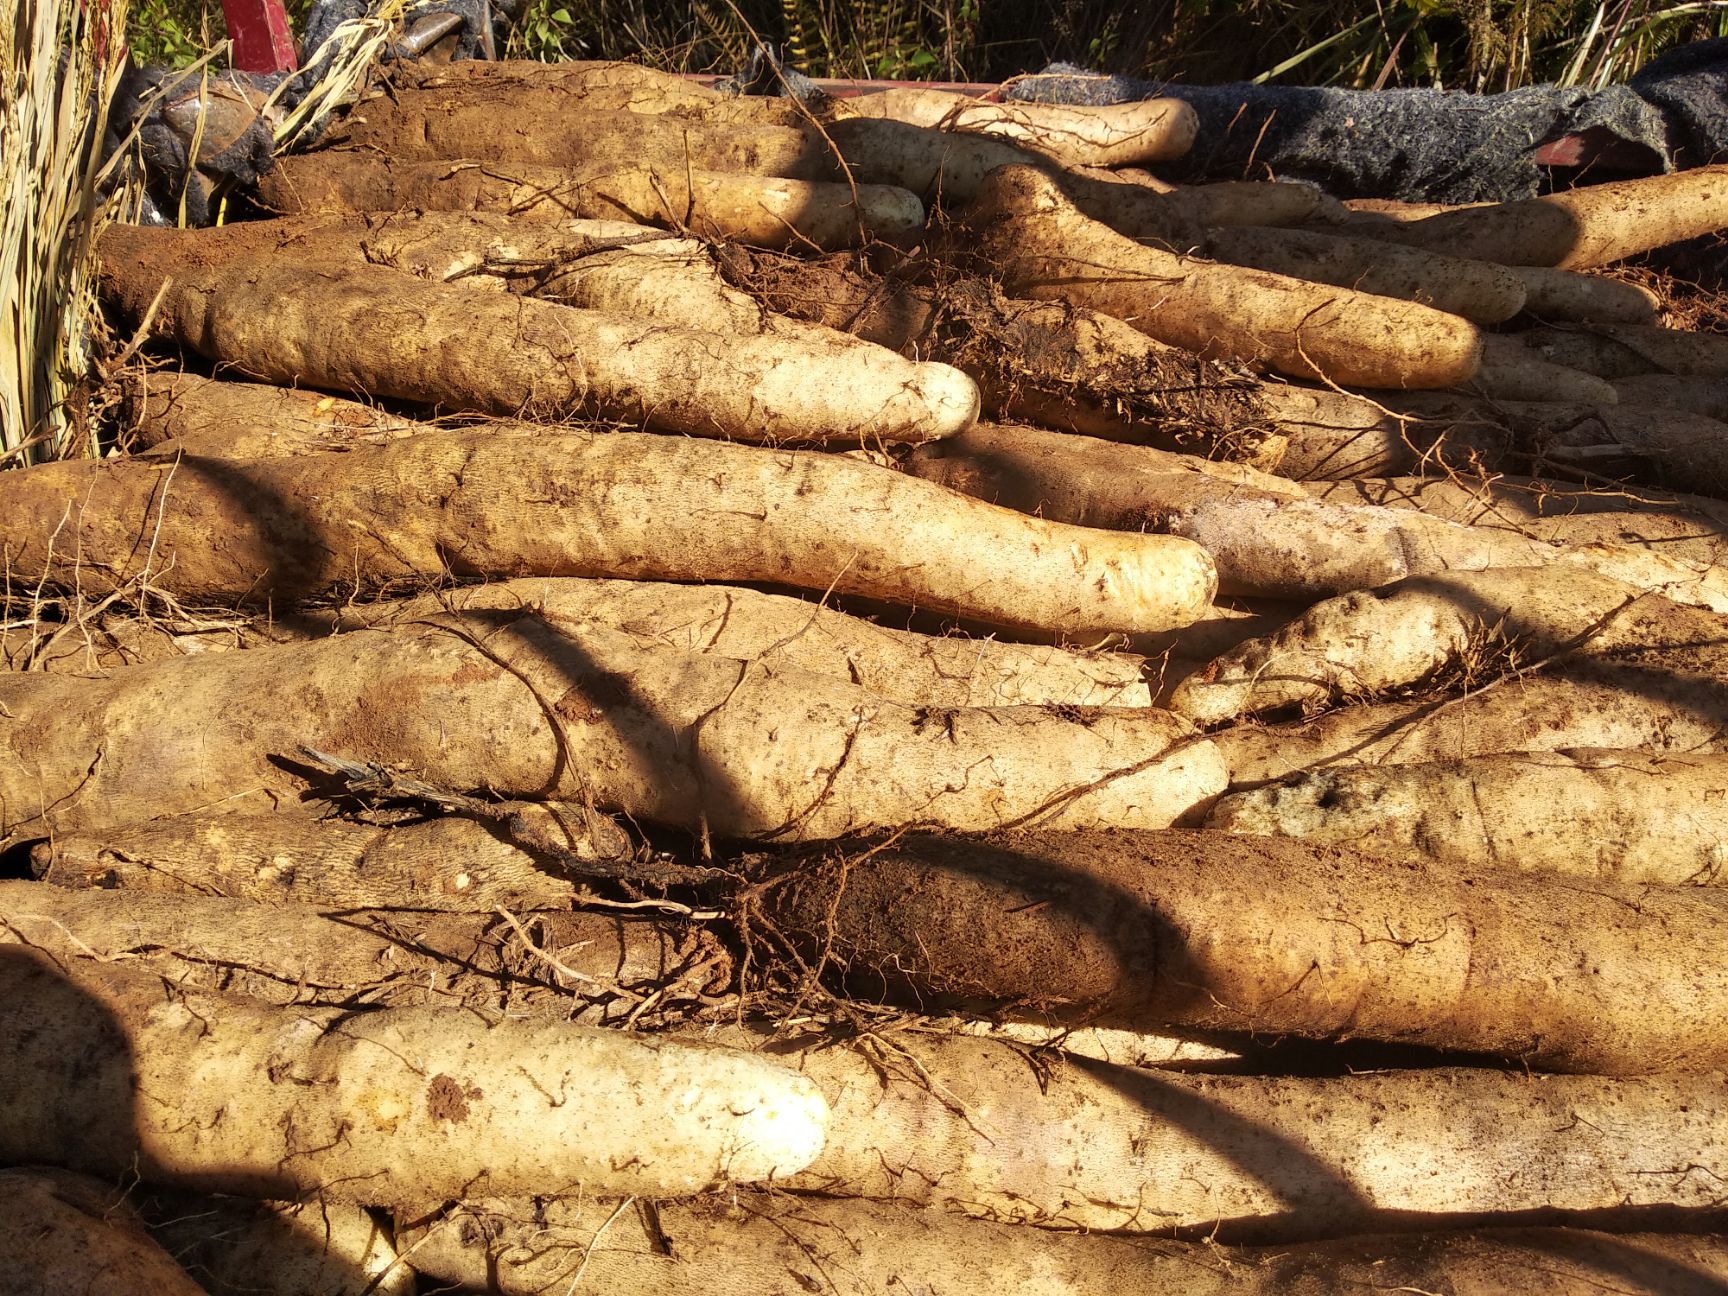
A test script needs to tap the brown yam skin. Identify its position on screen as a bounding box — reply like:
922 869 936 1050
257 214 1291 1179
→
759 828 1728 1074
962 166 1483 390
719 247 1288 463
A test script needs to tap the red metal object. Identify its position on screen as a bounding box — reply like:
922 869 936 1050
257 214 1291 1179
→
223 0 298 73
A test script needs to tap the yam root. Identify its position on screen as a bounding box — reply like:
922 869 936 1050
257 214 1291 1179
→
255 152 923 250
0 1168 207 1296
320 577 1155 709
126 370 425 458
1168 567 1728 726
0 432 1214 635
1384 165 1728 269
400 1194 1728 1293
320 104 838 177
838 89 1197 167
1516 322 1728 380
824 116 1047 205
27 809 622 909
0 946 827 1202
2 566 1154 712
0 880 723 1017
1204 225 1528 324
1613 373 1728 421
757 829 1728 1074
732 1030 1728 1231
0 615 1224 844
1510 265 1661 323
142 1192 412 1296
716 246 1287 464
1252 383 1512 479
1213 671 1728 786
961 166 1484 389
1085 172 1336 232
1302 472 1728 566
1467 333 1622 405
903 421 1634 599
1209 749 1728 884
98 226 977 443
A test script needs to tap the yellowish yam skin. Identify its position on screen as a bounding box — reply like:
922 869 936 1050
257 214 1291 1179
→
1212 672 1728 786
98 225 976 444
1205 224 1528 323
1170 566 1728 727
1386 164 1728 269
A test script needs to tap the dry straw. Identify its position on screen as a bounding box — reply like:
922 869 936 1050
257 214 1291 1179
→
1 0 135 467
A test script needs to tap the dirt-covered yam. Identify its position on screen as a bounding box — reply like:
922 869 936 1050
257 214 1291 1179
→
759 828 1728 1074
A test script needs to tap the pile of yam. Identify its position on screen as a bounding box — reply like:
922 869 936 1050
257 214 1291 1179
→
7 54 1728 1293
